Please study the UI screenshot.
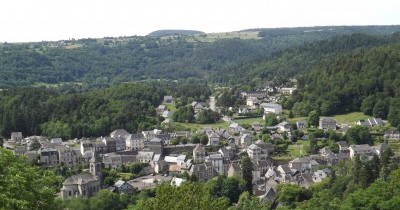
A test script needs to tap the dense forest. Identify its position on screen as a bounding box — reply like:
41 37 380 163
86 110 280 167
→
288 41 400 127
1 25 400 88
0 83 165 138
0 80 212 139
222 32 400 85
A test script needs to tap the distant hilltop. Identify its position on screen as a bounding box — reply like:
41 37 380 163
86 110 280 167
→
148 30 206 37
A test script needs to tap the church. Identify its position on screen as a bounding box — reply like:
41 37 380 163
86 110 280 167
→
60 149 102 199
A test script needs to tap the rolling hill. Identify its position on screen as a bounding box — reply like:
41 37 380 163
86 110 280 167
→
0 25 400 88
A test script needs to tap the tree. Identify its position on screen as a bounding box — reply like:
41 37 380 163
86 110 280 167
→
200 135 209 145
62 197 89 210
172 105 195 123
361 95 376 115
277 184 310 208
40 120 72 140
130 183 230 210
288 110 294 118
388 98 400 127
0 147 58 210
196 109 219 124
191 135 201 144
241 154 253 194
308 133 318 154
373 100 389 119
222 176 245 204
380 147 395 180
233 191 271 210
89 190 122 210
264 113 278 126
345 126 372 145
308 110 319 127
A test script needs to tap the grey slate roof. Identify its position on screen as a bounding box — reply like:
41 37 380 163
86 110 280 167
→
63 173 98 185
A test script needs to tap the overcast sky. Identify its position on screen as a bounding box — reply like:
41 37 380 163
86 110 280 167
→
1 0 399 42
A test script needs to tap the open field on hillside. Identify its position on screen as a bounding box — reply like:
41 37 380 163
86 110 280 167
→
234 117 264 126
173 121 229 132
187 31 261 42
332 112 371 124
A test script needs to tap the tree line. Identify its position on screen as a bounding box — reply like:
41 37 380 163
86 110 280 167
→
288 42 400 128
0 83 166 139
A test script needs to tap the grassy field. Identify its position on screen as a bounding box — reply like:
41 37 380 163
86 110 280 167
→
234 117 264 126
32 82 83 88
173 120 229 132
387 139 400 154
118 172 134 180
332 112 371 124
287 117 307 123
287 140 309 158
165 103 177 112
187 31 261 42
287 112 371 125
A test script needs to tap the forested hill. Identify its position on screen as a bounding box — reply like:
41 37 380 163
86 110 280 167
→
0 83 165 138
221 32 400 85
0 25 400 88
0 80 212 138
288 40 400 127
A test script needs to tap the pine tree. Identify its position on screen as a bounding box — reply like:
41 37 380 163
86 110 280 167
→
241 154 253 194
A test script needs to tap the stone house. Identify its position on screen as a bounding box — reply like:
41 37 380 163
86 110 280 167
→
227 161 242 177
218 146 235 162
111 180 135 194
319 117 337 130
110 129 130 139
101 137 117 153
280 87 296 95
207 132 220 146
57 147 82 168
349 144 374 159
277 164 293 183
125 133 145 150
39 148 59 167
254 140 275 159
10 132 23 143
240 133 253 147
288 157 318 172
246 97 260 109
190 162 215 181
193 144 205 163
206 152 224 176
13 145 27 156
260 103 282 115
277 121 291 133
163 96 173 103
296 121 306 129
247 144 262 161
384 129 400 140
137 151 155 163
144 138 163 155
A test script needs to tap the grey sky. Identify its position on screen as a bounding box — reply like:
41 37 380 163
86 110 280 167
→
1 0 399 42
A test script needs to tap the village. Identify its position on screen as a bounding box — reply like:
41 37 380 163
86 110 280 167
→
3 84 399 204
